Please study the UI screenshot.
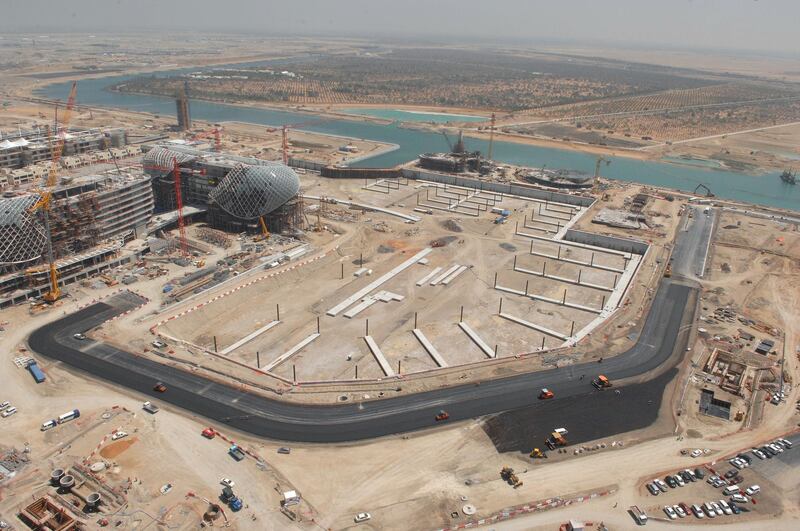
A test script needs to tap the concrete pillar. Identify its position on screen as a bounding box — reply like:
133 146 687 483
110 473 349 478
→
355 364 358 379
591 252 595 266
341 263 344 279
543 262 547 276
513 255 517 271
578 269 582 283
558 246 561 260
525 280 529 295
570 321 575 336
541 336 546 349
414 312 418 329
494 272 498 288
292 364 297 383
256 351 260 368
530 240 534 254
317 316 320 334
213 336 217 352
499 297 503 313
460 306 464 323
600 295 606 309
365 319 369 336
613 275 618 288
562 289 567 304
276 303 280 321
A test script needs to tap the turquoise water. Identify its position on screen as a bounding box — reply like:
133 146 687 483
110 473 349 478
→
343 108 487 123
37 71 799 212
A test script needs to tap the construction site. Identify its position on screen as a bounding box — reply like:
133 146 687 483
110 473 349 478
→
1 29 800 531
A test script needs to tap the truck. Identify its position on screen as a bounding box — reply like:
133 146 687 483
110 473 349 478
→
629 505 648 525
228 496 243 511
142 401 160 414
228 444 246 461
57 409 80 424
26 361 46 383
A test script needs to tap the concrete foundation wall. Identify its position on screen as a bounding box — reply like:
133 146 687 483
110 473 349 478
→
401 168 595 207
563 229 649 255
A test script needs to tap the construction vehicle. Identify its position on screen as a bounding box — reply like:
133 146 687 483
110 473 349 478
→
228 495 243 512
530 447 546 459
228 444 246 461
186 491 229 526
435 410 450 422
693 183 714 198
538 388 554 400
664 262 672 278
500 466 523 488
592 375 612 389
592 155 611 195
255 215 270 241
142 401 160 414
201 427 216 439
545 428 569 450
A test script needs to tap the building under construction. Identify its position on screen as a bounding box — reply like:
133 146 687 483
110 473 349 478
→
0 171 154 306
417 130 489 174
144 144 302 234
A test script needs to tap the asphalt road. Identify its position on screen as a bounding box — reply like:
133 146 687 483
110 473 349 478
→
671 205 716 279
27 279 694 443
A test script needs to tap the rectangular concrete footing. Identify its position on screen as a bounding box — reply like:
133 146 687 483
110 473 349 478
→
219 320 281 355
458 321 496 358
412 329 448 367
264 332 320 371
364 336 395 376
498 313 568 341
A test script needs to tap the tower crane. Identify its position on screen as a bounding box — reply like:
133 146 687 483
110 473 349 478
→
191 126 223 153
487 112 496 161
27 80 78 303
274 119 331 164
592 155 611 195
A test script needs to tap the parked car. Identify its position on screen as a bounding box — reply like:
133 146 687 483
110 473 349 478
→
723 469 739 479
654 479 668 492
690 449 703 458
691 504 705 519
663 506 677 519
354 513 371 523
0 401 10 411
674 474 685 487
730 457 748 469
694 467 705 479
703 503 716 518
1 407 17 418
277 447 291 454
673 504 686 518
152 340 167 349
646 482 660 495
745 485 761 496
220 478 235 488
718 499 733 515
729 476 744 485
73 333 86 340
762 445 777 457
752 448 767 460
111 430 128 440
737 453 752 464
665 475 678 488
730 493 749 504
730 502 741 515
683 469 697 481
768 443 783 454
777 438 793 449
710 502 723 516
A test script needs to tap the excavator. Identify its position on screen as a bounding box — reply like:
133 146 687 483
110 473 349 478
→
530 448 547 459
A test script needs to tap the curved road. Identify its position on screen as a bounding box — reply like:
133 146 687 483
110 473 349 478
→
27 279 694 443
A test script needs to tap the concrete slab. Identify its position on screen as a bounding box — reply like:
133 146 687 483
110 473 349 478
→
219 320 280 355
431 264 461 286
364 336 395 376
499 313 568 341
458 321 496 358
442 265 468 285
416 266 442 286
327 247 433 316
264 333 320 371
412 329 448 367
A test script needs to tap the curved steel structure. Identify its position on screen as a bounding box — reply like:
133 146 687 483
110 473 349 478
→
0 195 47 270
209 163 300 220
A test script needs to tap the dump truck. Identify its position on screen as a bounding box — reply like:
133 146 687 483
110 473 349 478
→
500 466 523 488
142 401 160 414
545 428 568 450
228 444 246 461
592 375 612 389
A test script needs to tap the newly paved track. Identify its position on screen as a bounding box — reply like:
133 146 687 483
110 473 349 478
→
28 280 693 443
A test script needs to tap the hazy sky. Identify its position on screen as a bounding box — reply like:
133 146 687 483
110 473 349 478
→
1 0 797 55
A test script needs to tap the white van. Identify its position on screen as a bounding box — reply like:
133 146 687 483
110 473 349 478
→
723 485 740 496
41 419 58 431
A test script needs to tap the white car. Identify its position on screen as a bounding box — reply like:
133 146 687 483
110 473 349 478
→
674 474 685 487
703 502 716 518
0 401 10 411
710 502 723 516
673 504 686 518
73 333 86 340
690 449 703 457
777 438 793 449
745 485 760 496
1 406 17 418
354 512 371 523
768 443 783 454
111 430 128 441
663 505 677 519
730 493 749 504
730 457 747 469
718 499 733 515
691 504 704 519
220 478 235 488
152 340 167 349
752 448 767 459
